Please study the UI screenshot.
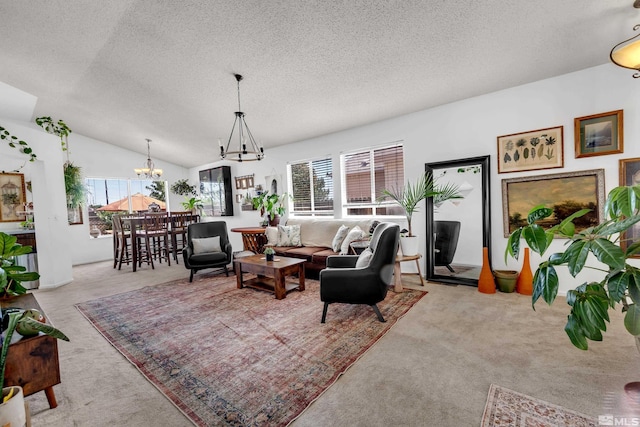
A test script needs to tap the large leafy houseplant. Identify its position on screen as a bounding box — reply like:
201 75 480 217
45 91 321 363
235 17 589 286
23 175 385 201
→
252 193 290 222
505 184 640 350
0 233 39 298
378 172 462 237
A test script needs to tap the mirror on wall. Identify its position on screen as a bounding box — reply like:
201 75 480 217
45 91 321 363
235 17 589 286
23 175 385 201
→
425 155 491 286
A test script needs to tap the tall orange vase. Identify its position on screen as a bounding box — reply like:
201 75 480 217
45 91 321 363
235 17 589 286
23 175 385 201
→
478 247 496 294
516 247 533 295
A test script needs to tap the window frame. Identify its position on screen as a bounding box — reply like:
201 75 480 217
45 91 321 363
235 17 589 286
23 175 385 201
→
287 155 334 217
340 142 405 218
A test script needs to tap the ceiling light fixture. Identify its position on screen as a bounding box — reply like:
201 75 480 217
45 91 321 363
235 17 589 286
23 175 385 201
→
610 1 640 78
134 138 163 179
219 74 264 162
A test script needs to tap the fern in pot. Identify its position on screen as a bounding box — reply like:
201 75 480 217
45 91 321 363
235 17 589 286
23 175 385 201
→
379 172 461 256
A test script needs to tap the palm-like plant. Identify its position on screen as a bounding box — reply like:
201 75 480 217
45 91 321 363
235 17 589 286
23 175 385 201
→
505 184 640 350
379 173 462 237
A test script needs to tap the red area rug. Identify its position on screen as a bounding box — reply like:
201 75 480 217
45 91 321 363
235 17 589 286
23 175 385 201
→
76 273 426 426
481 384 596 427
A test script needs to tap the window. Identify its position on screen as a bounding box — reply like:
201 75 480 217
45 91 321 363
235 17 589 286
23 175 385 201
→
288 156 333 216
341 143 404 216
85 177 167 237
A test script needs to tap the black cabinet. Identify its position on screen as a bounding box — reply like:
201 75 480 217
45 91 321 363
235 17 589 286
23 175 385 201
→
199 166 234 216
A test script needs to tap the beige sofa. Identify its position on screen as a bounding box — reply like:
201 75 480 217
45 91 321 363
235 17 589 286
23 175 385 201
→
267 218 375 275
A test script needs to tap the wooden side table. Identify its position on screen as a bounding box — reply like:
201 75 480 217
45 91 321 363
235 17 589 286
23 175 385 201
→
1 293 61 409
230 227 267 254
393 253 425 292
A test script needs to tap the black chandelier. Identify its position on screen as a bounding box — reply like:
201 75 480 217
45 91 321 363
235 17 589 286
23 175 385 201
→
218 74 264 162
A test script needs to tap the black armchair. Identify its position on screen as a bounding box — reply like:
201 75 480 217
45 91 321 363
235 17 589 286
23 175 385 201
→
319 222 400 323
182 221 233 282
434 220 461 273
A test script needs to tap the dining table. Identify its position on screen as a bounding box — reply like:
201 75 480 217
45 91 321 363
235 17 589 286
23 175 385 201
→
119 212 199 272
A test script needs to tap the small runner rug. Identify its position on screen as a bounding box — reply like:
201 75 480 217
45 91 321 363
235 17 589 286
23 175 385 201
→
76 273 426 426
481 384 597 427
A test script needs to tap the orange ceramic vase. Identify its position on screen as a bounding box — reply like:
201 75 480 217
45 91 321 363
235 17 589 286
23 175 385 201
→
516 247 533 295
478 247 496 294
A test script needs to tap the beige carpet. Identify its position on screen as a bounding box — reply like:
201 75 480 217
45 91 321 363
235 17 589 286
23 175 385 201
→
481 384 596 426
22 261 640 426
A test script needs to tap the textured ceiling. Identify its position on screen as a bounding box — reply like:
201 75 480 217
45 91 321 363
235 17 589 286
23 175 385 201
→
0 1 637 167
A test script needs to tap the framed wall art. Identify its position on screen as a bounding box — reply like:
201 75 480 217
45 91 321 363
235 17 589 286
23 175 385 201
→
497 126 564 173
0 172 27 222
501 169 605 237
575 109 623 158
619 157 640 256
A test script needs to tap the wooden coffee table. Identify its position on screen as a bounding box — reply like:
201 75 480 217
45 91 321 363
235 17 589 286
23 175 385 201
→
234 254 305 299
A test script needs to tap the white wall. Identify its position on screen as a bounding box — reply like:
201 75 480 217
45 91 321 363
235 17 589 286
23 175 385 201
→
208 63 640 294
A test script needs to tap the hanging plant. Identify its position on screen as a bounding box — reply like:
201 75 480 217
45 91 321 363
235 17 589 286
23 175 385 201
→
0 126 37 162
170 179 197 196
63 162 85 208
35 116 72 152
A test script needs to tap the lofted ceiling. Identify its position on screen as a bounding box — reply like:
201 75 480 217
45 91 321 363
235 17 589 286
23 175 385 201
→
0 1 637 168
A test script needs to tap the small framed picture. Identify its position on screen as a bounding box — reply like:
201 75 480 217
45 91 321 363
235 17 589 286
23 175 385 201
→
235 194 243 204
619 157 640 256
0 173 27 222
496 126 564 173
575 110 623 158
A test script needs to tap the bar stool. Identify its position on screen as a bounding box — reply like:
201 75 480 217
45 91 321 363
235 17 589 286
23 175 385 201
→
112 214 132 270
169 211 198 264
137 212 171 269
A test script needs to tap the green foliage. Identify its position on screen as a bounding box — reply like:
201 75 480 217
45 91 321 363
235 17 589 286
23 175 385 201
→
0 126 37 162
252 193 291 221
63 162 86 208
146 181 166 201
181 196 204 211
0 233 39 298
0 310 69 390
170 179 197 196
95 210 125 230
505 185 640 350
35 116 72 151
378 172 462 237
263 247 275 255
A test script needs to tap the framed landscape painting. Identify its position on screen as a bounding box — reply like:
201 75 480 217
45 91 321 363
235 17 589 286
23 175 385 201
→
497 126 564 173
0 172 27 222
502 169 605 237
575 110 623 158
619 157 640 256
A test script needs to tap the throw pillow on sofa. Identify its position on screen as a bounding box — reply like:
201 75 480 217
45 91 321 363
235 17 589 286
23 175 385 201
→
340 225 365 255
277 224 302 246
331 224 350 252
192 236 222 254
265 226 279 246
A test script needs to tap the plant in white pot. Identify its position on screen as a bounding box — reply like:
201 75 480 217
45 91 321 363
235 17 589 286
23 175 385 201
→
379 173 462 256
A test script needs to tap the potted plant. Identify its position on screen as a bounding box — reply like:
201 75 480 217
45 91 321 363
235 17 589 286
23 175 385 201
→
0 232 39 298
504 184 640 350
379 172 462 256
170 179 197 196
252 192 290 226
181 196 204 215
264 246 276 262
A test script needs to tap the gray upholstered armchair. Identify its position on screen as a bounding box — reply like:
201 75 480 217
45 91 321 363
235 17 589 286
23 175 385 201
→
319 222 400 323
182 221 233 282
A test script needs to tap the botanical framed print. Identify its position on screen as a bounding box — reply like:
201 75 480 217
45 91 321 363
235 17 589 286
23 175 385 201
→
502 169 605 237
0 173 27 222
575 109 623 158
497 126 564 173
619 157 640 256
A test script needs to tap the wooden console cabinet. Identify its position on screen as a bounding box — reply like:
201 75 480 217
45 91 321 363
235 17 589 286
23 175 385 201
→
1 293 61 409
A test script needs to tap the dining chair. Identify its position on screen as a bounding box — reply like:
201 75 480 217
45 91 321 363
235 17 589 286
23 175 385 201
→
169 211 198 264
137 211 171 269
112 214 132 270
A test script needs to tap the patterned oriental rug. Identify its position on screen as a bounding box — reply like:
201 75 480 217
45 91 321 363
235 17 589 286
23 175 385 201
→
481 384 597 427
76 274 426 426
